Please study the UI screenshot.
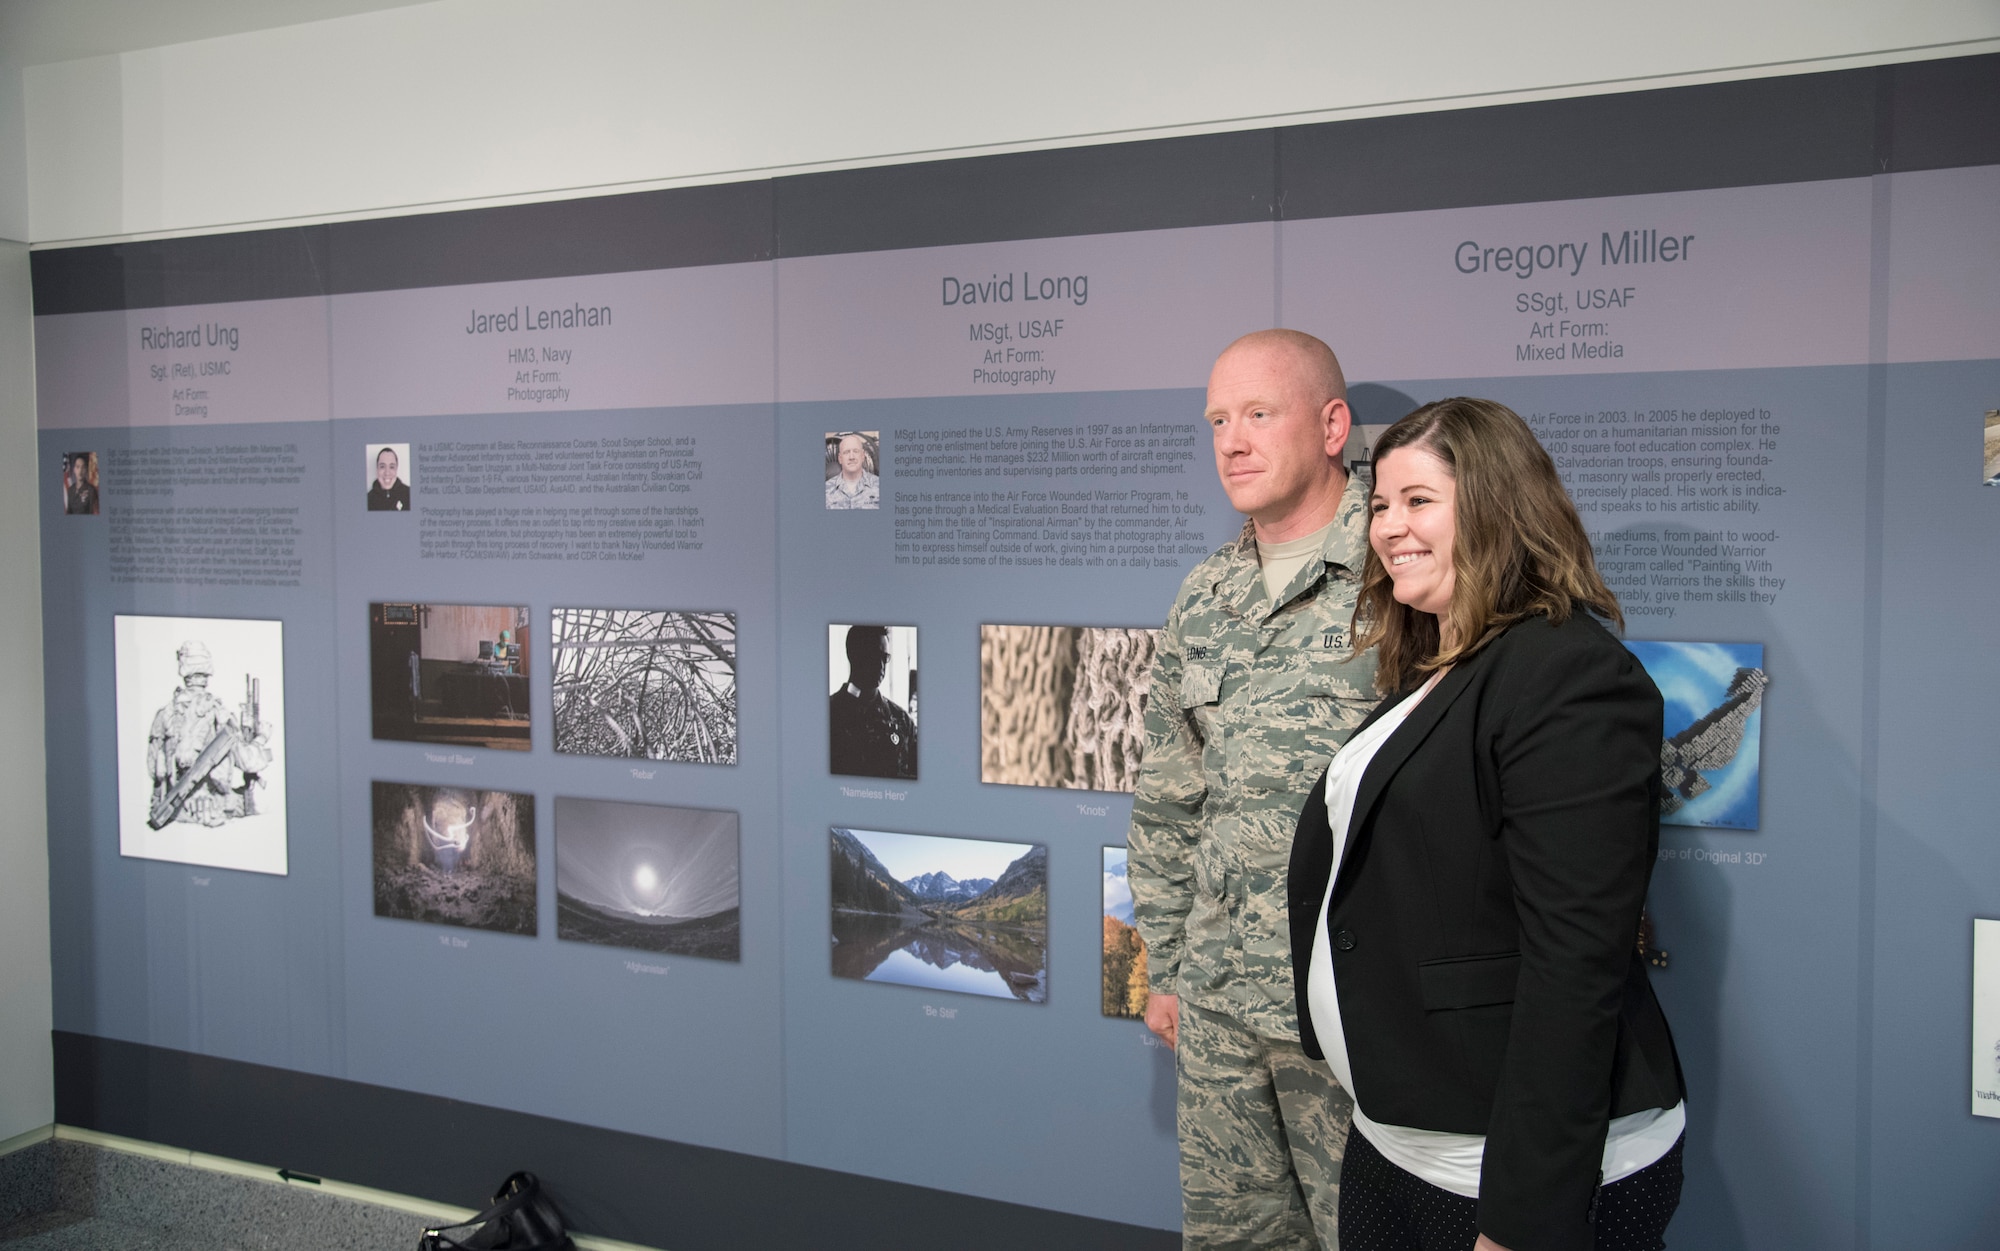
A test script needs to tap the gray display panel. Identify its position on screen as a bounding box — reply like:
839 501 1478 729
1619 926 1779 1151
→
35 153 2000 1244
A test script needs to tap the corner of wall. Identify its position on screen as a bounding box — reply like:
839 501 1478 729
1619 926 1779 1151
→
0 235 54 1139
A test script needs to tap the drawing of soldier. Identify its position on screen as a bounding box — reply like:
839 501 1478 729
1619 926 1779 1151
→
146 640 273 828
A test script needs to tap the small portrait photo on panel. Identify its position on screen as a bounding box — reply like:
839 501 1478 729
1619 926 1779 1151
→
1625 640 1767 830
372 782 536 935
981 624 1161 793
829 623 917 780
824 430 881 510
113 615 287 876
551 608 737 764
1102 845 1148 1019
830 826 1047 1003
556 797 740 960
1983 409 1998 486
62 451 100 515
367 442 413 512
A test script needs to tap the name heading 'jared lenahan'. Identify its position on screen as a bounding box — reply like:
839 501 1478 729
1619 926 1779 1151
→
466 304 613 334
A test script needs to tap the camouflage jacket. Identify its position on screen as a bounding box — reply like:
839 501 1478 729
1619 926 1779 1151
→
825 471 881 510
1127 472 1378 1039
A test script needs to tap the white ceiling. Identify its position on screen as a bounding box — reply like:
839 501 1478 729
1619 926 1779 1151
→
0 0 435 68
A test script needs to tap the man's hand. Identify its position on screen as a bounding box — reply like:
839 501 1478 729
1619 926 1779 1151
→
1473 1235 1513 1251
1144 992 1180 1049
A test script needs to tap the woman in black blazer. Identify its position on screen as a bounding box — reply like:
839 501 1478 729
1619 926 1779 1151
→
1288 398 1685 1251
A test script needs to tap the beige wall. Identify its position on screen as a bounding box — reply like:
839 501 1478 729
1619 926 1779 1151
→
11 0 2000 245
0 235 52 1143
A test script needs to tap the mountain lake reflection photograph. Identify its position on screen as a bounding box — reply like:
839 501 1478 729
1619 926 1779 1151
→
556 797 740 960
1101 845 1148 1018
830 826 1047 1003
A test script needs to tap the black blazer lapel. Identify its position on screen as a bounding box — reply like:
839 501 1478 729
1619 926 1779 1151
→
1333 652 1488 885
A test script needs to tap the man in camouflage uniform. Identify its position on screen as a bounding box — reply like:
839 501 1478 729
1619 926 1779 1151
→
825 433 881 509
1129 329 1377 1249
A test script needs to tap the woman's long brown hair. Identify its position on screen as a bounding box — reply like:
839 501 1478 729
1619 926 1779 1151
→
1353 397 1622 693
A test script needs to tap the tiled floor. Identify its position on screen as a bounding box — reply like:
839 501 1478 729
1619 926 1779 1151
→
0 1138 449 1251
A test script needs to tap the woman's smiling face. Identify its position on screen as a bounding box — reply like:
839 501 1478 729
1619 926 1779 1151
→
1370 444 1458 618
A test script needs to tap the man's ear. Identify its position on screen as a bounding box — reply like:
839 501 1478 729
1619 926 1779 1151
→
1321 398 1354 458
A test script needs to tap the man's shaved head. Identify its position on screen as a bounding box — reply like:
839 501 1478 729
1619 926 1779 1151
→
1205 328 1354 541
1218 329 1347 407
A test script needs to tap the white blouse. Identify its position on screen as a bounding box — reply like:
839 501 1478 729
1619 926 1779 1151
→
1306 674 1684 1198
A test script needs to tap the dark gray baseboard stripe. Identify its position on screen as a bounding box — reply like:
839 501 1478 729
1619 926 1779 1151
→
52 1031 1177 1251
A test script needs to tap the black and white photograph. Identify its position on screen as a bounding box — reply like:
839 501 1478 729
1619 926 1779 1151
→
366 442 413 511
551 608 737 764
823 429 881 509
830 827 1047 1003
370 603 530 751
372 782 536 935
828 623 917 780
980 624 1159 792
113 615 287 875
1984 409 1998 486
62 451 99 515
556 797 740 960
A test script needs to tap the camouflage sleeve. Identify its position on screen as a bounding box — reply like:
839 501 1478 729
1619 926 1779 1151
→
1126 589 1206 998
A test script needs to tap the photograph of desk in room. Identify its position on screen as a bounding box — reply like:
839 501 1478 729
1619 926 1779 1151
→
369 602 531 751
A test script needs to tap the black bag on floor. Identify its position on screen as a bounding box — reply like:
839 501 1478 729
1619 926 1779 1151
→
418 1171 576 1251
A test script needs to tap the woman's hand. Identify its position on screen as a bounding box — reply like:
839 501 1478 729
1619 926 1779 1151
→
1473 1236 1513 1251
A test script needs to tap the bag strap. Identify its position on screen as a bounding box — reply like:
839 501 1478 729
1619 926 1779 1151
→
420 1172 572 1251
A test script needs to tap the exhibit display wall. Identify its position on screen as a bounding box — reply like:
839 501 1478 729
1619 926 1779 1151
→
30 54 2000 1250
